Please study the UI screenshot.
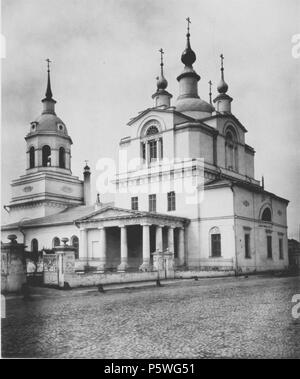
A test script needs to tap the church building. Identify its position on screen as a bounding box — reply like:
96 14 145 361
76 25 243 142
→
1 21 289 275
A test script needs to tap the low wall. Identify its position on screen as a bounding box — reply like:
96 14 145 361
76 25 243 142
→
175 270 236 279
1 241 26 293
63 271 158 288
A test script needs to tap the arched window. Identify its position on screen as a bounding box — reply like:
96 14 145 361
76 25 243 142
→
52 237 60 248
29 147 35 168
42 145 51 167
261 207 272 222
71 235 79 259
146 126 159 136
209 227 221 257
141 126 163 163
31 239 39 253
59 147 66 169
225 127 238 171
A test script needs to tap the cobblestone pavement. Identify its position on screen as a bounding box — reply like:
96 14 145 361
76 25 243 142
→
2 275 300 358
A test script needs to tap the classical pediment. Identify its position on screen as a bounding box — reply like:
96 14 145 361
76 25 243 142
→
75 206 144 222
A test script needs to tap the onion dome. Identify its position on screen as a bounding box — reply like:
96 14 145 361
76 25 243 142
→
157 74 168 90
213 54 233 114
175 18 214 118
157 48 168 90
84 161 91 172
217 54 229 94
152 49 172 107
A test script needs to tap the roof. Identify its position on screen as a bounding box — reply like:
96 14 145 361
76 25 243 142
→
200 113 248 133
127 107 195 126
1 204 110 231
204 177 289 204
30 113 70 136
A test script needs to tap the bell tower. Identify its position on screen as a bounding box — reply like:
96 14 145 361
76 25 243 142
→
5 61 85 223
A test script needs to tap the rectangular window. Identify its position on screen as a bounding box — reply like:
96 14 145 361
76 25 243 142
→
267 235 272 259
141 143 146 161
149 140 157 162
245 234 251 259
279 238 283 260
131 197 138 211
167 191 176 211
211 234 221 257
149 194 156 212
160 138 163 159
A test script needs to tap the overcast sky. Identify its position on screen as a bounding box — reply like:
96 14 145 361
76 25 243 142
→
1 0 299 238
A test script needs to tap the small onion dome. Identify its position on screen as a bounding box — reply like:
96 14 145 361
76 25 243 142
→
181 34 196 66
84 164 90 172
217 78 229 94
156 74 168 90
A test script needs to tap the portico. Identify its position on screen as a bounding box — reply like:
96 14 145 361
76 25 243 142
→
75 205 188 272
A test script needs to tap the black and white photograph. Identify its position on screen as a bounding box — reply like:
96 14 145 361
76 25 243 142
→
1 0 299 362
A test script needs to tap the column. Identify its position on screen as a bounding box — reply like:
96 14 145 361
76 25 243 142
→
118 225 129 272
26 151 30 169
52 149 59 168
37 148 43 167
156 225 164 252
146 141 150 166
178 227 185 266
65 151 71 170
98 226 107 272
79 228 88 261
158 138 163 161
57 252 64 288
140 224 151 271
168 226 175 255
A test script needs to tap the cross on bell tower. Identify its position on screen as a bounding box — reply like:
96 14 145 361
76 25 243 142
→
209 80 213 105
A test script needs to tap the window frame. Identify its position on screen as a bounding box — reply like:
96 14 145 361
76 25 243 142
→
71 235 79 260
149 139 158 162
279 238 284 260
59 147 66 169
52 237 60 248
31 239 39 253
211 233 222 258
167 191 176 212
244 233 251 259
42 145 51 167
261 207 272 222
149 194 157 213
131 196 139 211
267 235 273 259
29 146 35 169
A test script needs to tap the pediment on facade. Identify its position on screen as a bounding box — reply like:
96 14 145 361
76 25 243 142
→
75 206 190 228
75 206 144 222
127 107 194 127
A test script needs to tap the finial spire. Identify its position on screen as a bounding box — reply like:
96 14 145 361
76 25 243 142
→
220 54 225 80
156 48 168 90
209 80 213 105
159 48 164 76
45 58 53 100
181 17 196 66
186 17 191 35
217 53 229 94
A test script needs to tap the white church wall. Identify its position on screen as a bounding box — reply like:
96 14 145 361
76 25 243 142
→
234 219 289 273
233 186 289 272
201 186 234 218
174 130 189 160
245 150 255 178
185 186 236 268
189 130 214 164
21 224 79 251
